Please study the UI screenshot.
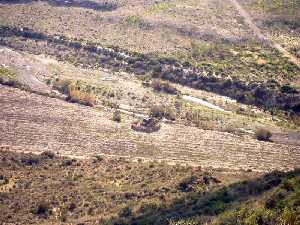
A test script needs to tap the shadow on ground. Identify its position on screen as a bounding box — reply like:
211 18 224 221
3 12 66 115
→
0 0 118 11
108 169 300 225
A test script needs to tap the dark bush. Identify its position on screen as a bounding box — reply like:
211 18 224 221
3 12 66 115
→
119 206 132 217
131 117 161 133
61 159 73 167
150 105 176 121
32 202 51 217
21 155 40 166
255 128 272 141
151 80 178 95
41 151 55 159
112 110 122 122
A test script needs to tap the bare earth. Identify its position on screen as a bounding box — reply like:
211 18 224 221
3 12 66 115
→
1 85 299 172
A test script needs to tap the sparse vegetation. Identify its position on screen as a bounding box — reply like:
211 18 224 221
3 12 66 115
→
123 15 145 28
0 1 300 224
150 104 176 121
148 2 174 13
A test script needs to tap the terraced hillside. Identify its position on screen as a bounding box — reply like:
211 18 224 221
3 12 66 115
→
0 1 300 224
1 85 299 172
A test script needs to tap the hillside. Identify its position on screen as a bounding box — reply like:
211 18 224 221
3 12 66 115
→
0 0 299 224
0 150 299 224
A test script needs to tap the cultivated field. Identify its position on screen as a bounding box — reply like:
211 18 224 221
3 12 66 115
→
1 84 299 171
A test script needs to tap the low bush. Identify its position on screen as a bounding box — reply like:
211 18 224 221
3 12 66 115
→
131 117 161 133
255 128 272 141
112 110 122 122
32 202 51 218
152 79 178 95
150 105 176 121
67 85 97 106
119 206 132 217
93 155 103 163
41 151 55 159
20 155 40 166
52 78 72 94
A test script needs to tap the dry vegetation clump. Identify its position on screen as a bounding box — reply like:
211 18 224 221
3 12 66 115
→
183 108 216 130
67 84 97 106
151 79 178 95
131 117 161 133
52 78 97 106
255 128 272 141
150 104 177 121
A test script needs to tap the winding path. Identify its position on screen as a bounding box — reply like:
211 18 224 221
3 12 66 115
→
229 0 300 68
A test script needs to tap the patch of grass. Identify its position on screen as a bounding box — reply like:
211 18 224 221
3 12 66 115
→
148 2 174 13
123 15 145 27
0 66 21 87
252 0 300 15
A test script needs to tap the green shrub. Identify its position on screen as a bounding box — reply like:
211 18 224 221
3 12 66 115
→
124 15 144 27
280 207 298 225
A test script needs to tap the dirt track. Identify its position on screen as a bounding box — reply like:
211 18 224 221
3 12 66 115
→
0 47 51 93
1 85 299 172
230 0 300 68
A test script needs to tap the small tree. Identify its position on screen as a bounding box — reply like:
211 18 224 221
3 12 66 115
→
255 128 272 141
112 110 121 122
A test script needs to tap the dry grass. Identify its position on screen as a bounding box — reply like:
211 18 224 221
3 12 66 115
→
0 150 236 225
68 84 97 106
